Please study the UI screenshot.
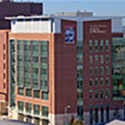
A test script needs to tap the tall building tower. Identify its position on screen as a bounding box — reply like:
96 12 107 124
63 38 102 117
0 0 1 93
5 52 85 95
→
6 15 125 125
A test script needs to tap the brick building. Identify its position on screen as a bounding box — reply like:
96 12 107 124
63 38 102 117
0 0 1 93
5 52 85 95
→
0 0 43 115
6 15 125 125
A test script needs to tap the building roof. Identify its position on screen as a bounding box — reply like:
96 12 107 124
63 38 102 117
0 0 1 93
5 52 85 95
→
0 120 35 125
105 120 125 125
5 15 125 22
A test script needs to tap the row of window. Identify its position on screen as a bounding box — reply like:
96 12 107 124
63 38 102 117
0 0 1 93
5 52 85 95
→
89 66 109 75
18 88 48 101
89 40 109 52
90 89 109 100
89 55 109 64
18 101 49 117
90 104 109 124
89 77 109 86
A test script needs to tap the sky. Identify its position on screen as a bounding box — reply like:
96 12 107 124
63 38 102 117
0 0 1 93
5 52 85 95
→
14 0 125 25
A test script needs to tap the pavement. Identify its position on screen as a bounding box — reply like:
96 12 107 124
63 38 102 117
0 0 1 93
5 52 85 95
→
0 119 34 125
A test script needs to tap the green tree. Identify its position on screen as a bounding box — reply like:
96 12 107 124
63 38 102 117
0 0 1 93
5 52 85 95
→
72 120 86 125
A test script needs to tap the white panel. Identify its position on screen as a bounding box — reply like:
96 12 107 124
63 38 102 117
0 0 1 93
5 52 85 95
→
77 21 83 41
53 19 61 33
112 18 122 33
11 20 52 33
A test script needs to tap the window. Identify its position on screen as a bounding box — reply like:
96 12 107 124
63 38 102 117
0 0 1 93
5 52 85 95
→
95 78 98 86
100 67 104 74
95 55 98 64
42 106 48 117
101 105 104 122
90 90 93 100
100 40 104 52
100 55 104 64
3 54 5 59
106 78 109 85
90 105 93 124
95 40 98 52
95 67 98 75
106 104 109 121
42 92 48 100
18 88 23 96
89 67 93 75
106 66 109 74
26 102 32 114
34 104 40 116
3 83 5 89
18 101 24 112
3 63 5 69
3 44 5 50
100 90 104 99
106 40 109 52
34 90 40 99
89 55 93 64
3 73 5 79
106 89 109 99
89 40 92 52
95 90 98 100
95 105 98 123
106 55 109 63
100 78 104 86
26 89 32 97
89 79 93 86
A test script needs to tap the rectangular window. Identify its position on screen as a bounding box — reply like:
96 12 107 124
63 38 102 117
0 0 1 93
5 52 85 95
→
95 78 98 86
106 40 109 52
100 67 104 74
95 40 98 52
90 105 93 124
40 41 48 91
42 106 49 117
26 89 32 97
95 90 98 100
89 40 92 52
26 102 32 114
106 55 109 63
89 67 93 75
89 55 93 64
106 66 109 74
18 101 24 112
34 90 40 99
34 104 40 116
100 78 104 86
106 78 109 85
89 79 93 86
100 40 104 52
101 89 104 99
95 55 98 64
42 92 48 100
100 55 104 64
95 67 98 75
18 88 24 96
90 90 93 100
106 89 109 99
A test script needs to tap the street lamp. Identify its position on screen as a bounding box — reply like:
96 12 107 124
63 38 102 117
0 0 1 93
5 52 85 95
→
65 105 71 125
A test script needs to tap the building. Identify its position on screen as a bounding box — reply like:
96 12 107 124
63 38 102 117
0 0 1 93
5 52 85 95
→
0 30 9 114
55 10 93 17
6 15 125 125
0 0 43 29
0 0 43 115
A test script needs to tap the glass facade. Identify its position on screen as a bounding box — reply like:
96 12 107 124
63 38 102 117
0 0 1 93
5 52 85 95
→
112 38 125 100
77 41 83 119
10 39 16 107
